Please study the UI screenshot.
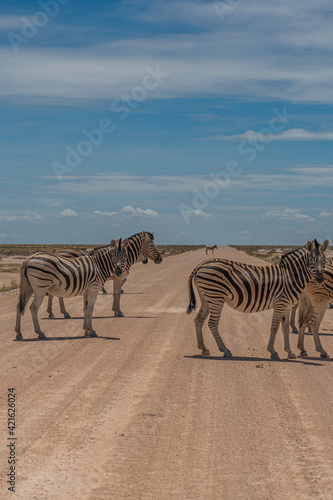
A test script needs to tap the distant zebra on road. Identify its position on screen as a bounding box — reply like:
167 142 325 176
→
46 231 162 319
205 245 217 255
15 239 128 340
187 239 329 360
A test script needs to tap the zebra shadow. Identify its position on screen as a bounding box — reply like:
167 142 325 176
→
42 315 158 320
290 330 333 337
184 355 323 366
18 335 121 342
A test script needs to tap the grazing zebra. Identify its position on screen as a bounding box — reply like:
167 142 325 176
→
205 245 217 255
14 239 128 340
186 239 329 360
296 257 333 358
46 231 162 319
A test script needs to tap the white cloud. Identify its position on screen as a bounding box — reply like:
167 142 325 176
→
319 211 333 218
93 210 118 217
0 212 42 222
206 129 333 142
120 206 159 217
2 2 333 104
262 208 315 223
93 206 159 218
192 208 211 218
60 209 77 217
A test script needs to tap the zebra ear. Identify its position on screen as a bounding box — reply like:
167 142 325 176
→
321 239 329 252
306 241 313 252
110 239 117 248
122 238 129 248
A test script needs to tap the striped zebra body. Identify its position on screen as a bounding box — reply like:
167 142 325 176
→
46 231 162 319
14 239 128 340
296 257 333 358
187 240 329 360
205 245 217 255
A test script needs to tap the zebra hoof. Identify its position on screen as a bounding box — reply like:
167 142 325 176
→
224 352 233 358
320 352 329 359
102 289 108 295
89 331 98 337
48 313 55 319
15 334 23 341
114 311 124 318
202 349 210 356
121 290 124 294
300 351 308 357
63 313 71 319
291 327 298 334
270 353 280 360
38 333 46 339
288 352 297 359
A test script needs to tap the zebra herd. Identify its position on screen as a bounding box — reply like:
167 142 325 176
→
187 239 330 360
15 231 162 340
13 234 333 360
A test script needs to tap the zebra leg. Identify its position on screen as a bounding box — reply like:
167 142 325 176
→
83 289 99 337
112 277 124 317
194 291 210 355
290 305 298 333
47 294 55 319
207 302 232 358
15 283 33 340
281 313 296 359
30 293 47 339
311 307 329 358
267 309 284 360
297 323 308 357
59 298 71 319
121 277 127 295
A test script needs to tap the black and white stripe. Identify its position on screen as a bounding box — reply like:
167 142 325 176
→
187 239 329 360
46 231 162 319
14 239 128 340
296 256 333 358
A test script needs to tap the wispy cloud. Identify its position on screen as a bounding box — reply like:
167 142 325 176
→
94 206 159 218
262 208 315 223
0 212 42 222
207 129 333 142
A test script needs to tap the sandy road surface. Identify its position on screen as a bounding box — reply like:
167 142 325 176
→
1 246 333 500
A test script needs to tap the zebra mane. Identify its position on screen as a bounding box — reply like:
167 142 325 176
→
279 246 306 267
128 231 154 241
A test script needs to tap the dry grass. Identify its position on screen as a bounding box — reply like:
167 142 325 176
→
0 280 19 293
229 245 301 265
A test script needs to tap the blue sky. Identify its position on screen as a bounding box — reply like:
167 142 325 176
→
1 0 333 245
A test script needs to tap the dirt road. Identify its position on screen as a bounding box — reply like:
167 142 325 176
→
1 246 333 499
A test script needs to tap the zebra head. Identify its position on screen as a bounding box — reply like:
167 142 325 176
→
110 238 129 277
141 231 163 264
306 239 329 284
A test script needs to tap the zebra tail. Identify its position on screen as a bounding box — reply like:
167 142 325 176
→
298 292 313 328
18 261 32 315
186 269 197 314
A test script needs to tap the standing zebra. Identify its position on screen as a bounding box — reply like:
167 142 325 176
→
187 239 329 360
46 231 162 319
296 257 333 358
14 239 128 340
205 245 217 255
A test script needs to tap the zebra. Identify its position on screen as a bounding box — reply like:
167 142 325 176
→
205 245 217 255
296 257 333 358
14 238 128 340
46 231 162 319
186 239 329 360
